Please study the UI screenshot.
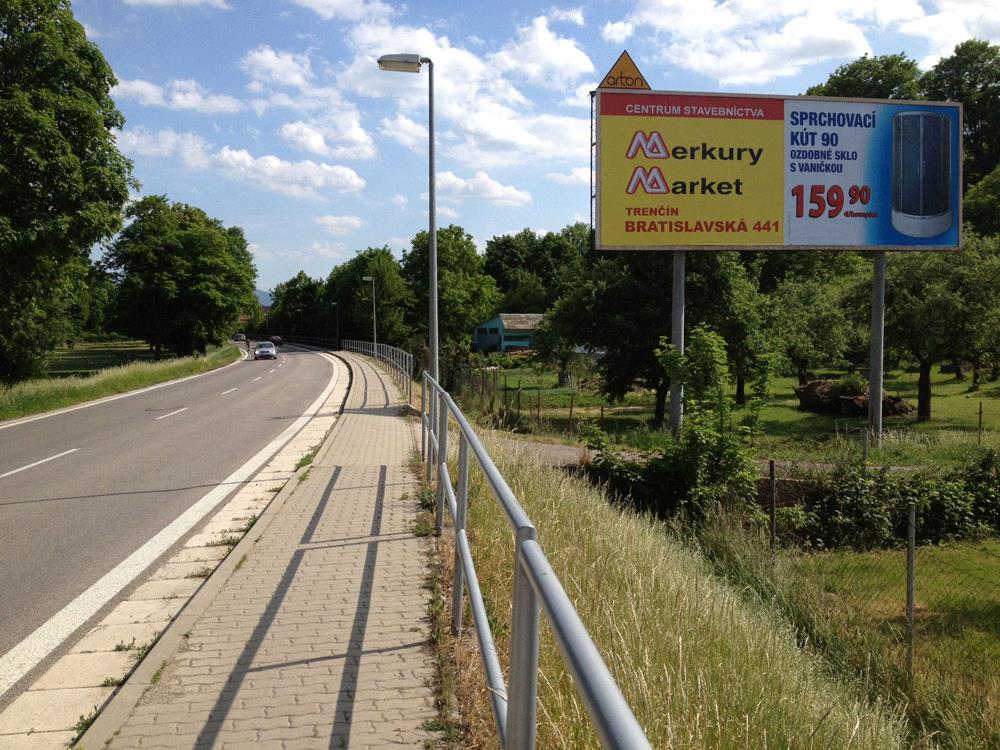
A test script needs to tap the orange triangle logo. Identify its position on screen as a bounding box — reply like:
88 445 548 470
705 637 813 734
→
598 50 650 90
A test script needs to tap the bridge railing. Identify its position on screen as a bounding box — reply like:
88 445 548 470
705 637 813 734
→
421 371 651 750
341 340 413 404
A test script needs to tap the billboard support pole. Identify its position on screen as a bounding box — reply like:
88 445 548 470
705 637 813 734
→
670 250 685 437
869 251 886 445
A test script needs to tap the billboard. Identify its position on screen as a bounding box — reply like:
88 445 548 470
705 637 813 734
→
595 91 962 250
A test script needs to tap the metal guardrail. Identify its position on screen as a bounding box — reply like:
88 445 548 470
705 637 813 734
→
341 340 413 404
421 372 651 750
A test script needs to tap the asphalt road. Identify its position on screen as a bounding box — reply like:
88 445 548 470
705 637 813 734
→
0 345 337 705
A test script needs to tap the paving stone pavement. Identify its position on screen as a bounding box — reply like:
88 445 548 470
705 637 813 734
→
94 354 438 749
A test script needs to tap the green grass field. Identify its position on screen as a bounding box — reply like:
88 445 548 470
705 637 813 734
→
794 539 1000 743
43 340 160 377
0 343 241 421
475 363 1000 466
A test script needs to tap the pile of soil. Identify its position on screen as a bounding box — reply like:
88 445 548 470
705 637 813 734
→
793 379 915 418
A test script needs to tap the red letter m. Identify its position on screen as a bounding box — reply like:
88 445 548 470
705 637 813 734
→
626 131 669 159
626 166 669 194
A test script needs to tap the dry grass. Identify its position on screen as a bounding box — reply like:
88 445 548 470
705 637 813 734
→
442 434 909 749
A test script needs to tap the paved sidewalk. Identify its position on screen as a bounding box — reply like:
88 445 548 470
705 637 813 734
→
82 353 437 749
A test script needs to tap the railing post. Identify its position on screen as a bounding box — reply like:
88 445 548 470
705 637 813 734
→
435 391 448 537
506 526 540 750
426 383 435 483
421 376 427 462
451 433 469 635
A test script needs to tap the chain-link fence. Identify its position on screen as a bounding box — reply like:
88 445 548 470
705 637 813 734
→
754 462 1000 747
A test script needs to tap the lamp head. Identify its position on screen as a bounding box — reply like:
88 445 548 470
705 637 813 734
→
362 275 374 282
377 53 422 73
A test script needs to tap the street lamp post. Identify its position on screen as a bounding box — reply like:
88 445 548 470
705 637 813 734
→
377 53 438 381
362 275 377 353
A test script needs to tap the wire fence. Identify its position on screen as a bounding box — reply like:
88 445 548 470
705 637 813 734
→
757 462 1000 743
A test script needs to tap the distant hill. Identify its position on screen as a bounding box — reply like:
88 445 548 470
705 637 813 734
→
255 289 273 307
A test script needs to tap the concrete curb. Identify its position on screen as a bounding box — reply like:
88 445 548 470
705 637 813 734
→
75 353 353 749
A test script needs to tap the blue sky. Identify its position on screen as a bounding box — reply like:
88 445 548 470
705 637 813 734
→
76 0 1000 290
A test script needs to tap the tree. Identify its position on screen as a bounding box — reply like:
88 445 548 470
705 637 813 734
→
322 247 412 345
270 271 324 338
878 239 1000 419
484 224 586 312
805 52 922 100
922 39 1000 189
964 163 1000 237
402 225 500 347
773 277 853 384
0 0 134 383
550 252 676 427
104 196 257 357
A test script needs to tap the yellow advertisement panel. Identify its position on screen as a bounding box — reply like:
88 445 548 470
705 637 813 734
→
598 92 785 247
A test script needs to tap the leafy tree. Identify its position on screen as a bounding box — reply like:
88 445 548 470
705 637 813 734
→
922 39 1000 189
270 271 324 337
401 224 500 348
963 163 1000 237
877 238 1000 419
773 277 853 384
484 224 586 312
550 252 675 426
323 247 412 345
104 196 257 357
805 52 922 99
532 315 577 387
0 0 134 383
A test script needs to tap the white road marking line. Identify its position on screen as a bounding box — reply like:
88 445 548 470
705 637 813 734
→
253 376 262 382
0 353 342 699
221 388 238 395
0 449 79 479
154 407 188 421
269 369 276 374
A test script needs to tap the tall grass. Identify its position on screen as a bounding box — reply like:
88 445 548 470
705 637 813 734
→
0 345 240 421
449 436 908 749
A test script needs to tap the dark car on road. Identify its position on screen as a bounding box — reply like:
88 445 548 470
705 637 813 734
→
270 335 283 347
254 342 277 360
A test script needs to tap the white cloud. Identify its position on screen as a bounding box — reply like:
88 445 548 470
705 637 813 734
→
549 7 585 25
279 120 375 159
310 241 348 259
124 0 228 6
560 82 595 108
341 20 589 170
489 16 594 91
437 171 531 206
289 0 392 22
601 20 633 43
241 46 313 89
168 79 244 113
379 114 428 151
114 78 243 113
114 79 165 106
437 205 460 220
315 215 364 233
599 0 945 84
392 194 408 207
117 126 365 199
899 0 1000 67
547 167 590 185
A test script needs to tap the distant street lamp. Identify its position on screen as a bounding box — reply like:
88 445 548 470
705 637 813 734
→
378 52 438 381
331 301 339 348
362 275 377 350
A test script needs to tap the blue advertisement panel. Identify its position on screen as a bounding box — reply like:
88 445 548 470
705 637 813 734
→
783 100 961 248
